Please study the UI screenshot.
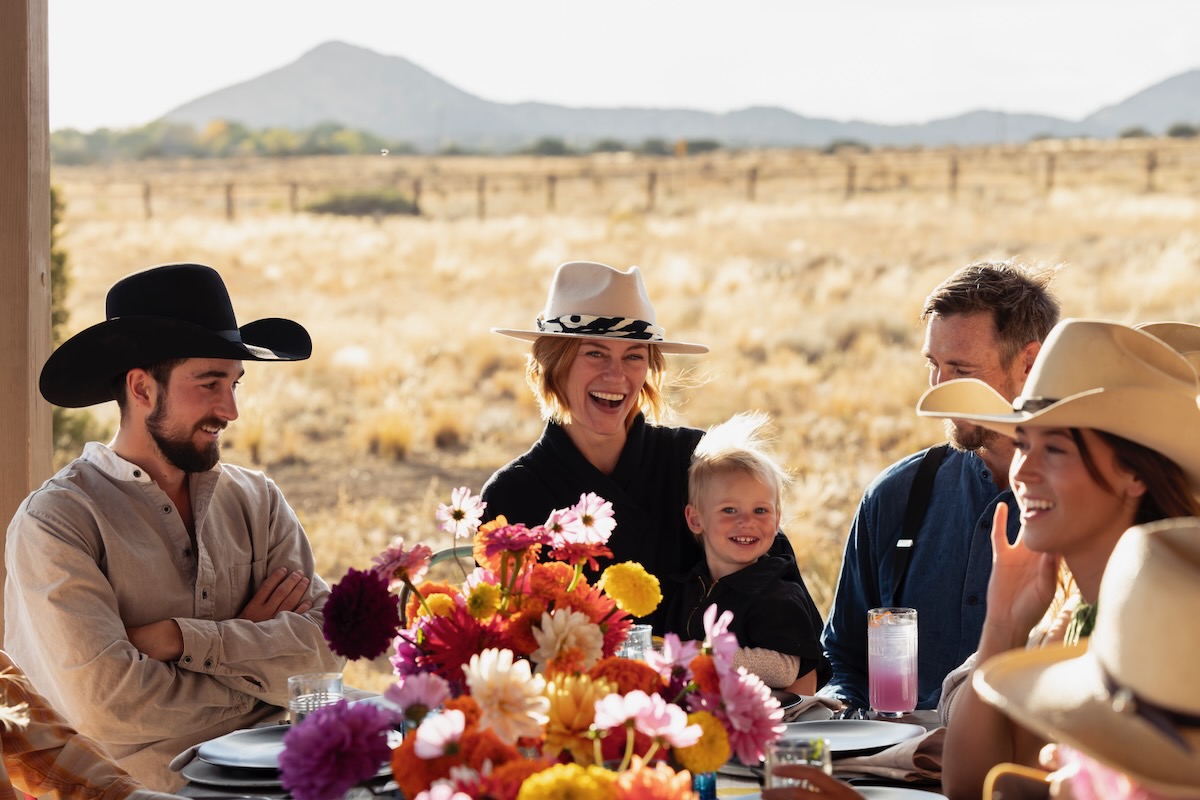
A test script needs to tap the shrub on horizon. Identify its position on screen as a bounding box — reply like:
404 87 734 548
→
305 189 420 217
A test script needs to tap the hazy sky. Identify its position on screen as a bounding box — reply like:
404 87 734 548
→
49 0 1200 132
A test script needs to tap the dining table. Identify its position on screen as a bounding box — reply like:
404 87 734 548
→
176 705 947 800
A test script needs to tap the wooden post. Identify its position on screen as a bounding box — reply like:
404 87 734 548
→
1044 153 1056 194
477 176 486 220
844 161 856 199
948 156 959 199
1145 150 1158 193
646 170 657 211
143 181 153 219
225 182 235 220
411 177 422 215
1 0 52 640
289 182 299 213
546 174 557 212
747 166 758 202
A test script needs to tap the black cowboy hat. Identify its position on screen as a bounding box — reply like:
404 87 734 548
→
40 263 311 408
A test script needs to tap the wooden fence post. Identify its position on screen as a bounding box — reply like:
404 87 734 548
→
1044 153 1055 194
546 174 556 211
225 182 235 220
1145 150 1158 192
143 182 152 219
477 176 486 220
747 166 758 202
948 156 959 199
646 170 657 211
289 182 299 213
411 177 422 215
844 161 856 199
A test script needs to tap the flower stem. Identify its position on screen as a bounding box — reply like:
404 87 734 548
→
567 562 583 593
619 725 635 771
406 579 435 620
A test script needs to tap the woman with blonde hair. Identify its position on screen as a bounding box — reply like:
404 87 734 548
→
483 261 805 631
915 318 1200 799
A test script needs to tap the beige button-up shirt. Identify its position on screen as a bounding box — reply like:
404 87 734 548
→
4 443 344 791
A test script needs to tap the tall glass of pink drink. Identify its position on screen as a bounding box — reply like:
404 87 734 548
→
867 607 918 717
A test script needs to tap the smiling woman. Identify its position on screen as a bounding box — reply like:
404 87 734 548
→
480 261 804 633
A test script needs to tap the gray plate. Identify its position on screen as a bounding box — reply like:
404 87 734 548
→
197 725 291 770
782 719 925 755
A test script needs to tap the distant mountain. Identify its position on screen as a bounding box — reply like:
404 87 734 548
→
162 41 1200 150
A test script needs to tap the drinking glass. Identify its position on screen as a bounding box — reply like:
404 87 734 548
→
617 624 653 660
288 671 343 724
764 738 833 787
867 606 918 717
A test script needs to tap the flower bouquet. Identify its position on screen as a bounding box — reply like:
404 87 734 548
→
281 488 784 800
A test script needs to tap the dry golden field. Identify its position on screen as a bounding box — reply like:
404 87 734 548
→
51 143 1200 687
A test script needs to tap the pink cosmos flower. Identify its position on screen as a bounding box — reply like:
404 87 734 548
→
593 689 654 732
436 487 487 539
702 605 739 672
384 672 451 723
414 783 474 800
571 492 616 543
414 708 466 759
632 691 702 748
373 540 433 590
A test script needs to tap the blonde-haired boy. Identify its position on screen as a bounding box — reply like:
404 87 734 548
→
662 411 830 693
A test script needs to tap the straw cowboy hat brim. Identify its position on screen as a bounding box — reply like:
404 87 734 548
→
40 263 311 408
1138 321 1200 371
916 319 1200 490
492 260 709 355
975 518 1200 795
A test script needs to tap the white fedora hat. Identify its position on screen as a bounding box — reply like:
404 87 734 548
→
974 518 1200 795
492 261 708 355
916 318 1200 489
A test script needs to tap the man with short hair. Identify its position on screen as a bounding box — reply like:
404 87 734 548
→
819 261 1061 710
5 263 343 790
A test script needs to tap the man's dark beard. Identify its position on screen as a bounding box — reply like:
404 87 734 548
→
147 399 222 473
945 419 1001 453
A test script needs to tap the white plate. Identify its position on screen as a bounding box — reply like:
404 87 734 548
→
736 789 945 800
181 758 284 788
198 725 291 770
782 719 925 755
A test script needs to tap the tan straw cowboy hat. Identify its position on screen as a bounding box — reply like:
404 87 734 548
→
1138 321 1200 371
492 261 708 354
974 517 1200 794
916 318 1200 489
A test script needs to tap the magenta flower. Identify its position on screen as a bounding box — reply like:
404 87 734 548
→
373 540 433 590
323 568 400 660
390 630 424 677
477 522 551 561
414 708 466 759
436 487 487 539
384 672 451 724
280 699 393 800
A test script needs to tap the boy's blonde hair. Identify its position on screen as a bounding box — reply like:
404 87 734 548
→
688 411 792 517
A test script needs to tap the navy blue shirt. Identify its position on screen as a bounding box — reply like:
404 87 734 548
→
819 446 1019 709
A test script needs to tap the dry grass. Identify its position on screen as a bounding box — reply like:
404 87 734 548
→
52 148 1200 648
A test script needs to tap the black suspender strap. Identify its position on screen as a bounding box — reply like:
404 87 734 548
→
890 443 950 605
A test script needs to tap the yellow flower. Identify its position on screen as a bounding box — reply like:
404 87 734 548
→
516 762 616 800
466 582 502 621
596 562 662 618
543 673 616 765
672 711 730 775
420 592 457 618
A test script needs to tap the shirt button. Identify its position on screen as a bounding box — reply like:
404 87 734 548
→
967 595 979 606
204 660 213 669
183 549 192 558
183 655 192 663
133 470 142 478
202 590 208 599
162 505 171 514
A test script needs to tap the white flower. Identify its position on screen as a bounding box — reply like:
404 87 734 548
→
530 609 605 672
436 486 487 539
413 708 466 759
462 648 548 745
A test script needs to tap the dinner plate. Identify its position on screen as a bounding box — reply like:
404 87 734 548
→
197 722 400 771
782 719 925 756
181 758 285 788
771 689 802 710
735 788 946 800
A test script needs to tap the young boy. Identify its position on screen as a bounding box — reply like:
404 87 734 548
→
662 412 830 693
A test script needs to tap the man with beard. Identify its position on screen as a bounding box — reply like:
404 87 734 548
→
819 261 1060 710
4 263 343 790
